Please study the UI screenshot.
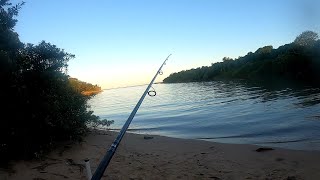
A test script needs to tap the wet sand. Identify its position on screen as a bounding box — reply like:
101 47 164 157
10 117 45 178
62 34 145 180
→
1 130 320 180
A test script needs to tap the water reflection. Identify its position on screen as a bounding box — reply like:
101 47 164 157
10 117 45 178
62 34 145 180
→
89 80 320 151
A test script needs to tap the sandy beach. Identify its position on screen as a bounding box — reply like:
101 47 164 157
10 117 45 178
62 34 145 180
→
1 130 320 180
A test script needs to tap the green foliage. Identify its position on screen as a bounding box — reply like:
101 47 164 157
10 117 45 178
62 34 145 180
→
0 0 24 30
294 30 319 47
69 77 101 94
89 116 115 129
164 31 320 85
0 0 112 163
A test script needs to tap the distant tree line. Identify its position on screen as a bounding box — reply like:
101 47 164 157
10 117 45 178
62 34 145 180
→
163 31 320 85
69 77 102 95
0 0 111 164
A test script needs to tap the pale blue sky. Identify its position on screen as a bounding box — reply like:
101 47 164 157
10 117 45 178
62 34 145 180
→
13 0 320 88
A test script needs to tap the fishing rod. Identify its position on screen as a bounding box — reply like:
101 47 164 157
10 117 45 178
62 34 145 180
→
91 54 172 180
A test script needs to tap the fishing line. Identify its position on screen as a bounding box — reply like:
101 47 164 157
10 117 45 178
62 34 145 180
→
91 54 171 180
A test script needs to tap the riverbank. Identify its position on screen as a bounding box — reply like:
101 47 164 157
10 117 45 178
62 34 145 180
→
1 130 320 180
81 90 102 96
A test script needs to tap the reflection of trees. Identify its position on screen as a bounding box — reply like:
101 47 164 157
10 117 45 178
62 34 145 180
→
244 82 320 107
293 88 320 107
197 80 320 107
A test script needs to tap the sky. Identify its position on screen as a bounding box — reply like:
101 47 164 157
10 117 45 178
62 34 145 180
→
13 0 320 89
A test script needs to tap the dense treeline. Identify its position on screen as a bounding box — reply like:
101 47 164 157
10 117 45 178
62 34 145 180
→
0 1 109 163
163 31 320 84
69 77 102 95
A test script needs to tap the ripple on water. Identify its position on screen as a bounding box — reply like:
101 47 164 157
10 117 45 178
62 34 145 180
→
89 81 320 151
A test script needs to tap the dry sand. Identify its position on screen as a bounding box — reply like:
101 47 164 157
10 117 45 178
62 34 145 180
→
1 130 320 180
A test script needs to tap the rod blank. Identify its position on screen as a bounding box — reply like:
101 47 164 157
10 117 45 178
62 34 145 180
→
91 54 171 180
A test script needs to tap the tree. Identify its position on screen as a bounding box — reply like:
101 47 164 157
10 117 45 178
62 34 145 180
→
0 0 24 51
294 30 319 47
163 31 320 84
0 0 112 163
255 46 273 54
222 57 233 62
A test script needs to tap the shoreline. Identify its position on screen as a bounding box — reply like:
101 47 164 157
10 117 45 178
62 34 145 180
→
1 130 320 179
109 129 320 152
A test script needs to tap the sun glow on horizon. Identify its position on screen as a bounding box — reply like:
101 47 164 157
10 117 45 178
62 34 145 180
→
15 0 320 89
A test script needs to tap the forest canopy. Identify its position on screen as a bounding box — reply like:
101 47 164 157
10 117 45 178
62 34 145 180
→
163 31 320 85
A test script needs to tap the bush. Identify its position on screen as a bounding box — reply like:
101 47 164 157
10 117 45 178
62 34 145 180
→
0 0 111 163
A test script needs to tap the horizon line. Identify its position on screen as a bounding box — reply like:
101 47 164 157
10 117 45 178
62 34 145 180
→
103 81 163 91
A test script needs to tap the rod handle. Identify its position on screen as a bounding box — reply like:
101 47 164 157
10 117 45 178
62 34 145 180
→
85 159 92 180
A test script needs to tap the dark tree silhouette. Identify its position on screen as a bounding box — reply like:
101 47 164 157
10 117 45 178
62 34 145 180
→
0 0 111 164
294 30 319 47
164 31 320 85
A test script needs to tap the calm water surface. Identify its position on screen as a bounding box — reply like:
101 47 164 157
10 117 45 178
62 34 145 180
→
89 81 320 151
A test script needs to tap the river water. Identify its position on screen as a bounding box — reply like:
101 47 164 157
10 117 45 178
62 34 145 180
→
89 81 320 151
